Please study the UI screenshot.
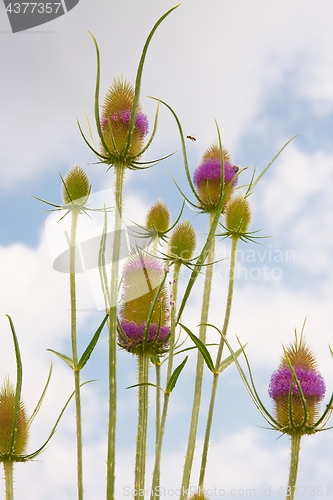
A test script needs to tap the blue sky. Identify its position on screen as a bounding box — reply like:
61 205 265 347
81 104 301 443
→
1 1 333 499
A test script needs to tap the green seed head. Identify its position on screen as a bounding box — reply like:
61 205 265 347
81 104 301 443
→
62 165 91 207
224 195 252 235
146 200 171 234
0 378 29 457
168 220 196 261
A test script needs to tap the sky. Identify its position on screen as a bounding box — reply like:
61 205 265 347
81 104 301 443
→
1 1 333 499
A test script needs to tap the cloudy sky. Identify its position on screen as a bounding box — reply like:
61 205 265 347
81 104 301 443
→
1 1 333 499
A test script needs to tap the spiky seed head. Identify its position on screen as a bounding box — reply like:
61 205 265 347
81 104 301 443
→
100 77 149 164
146 200 171 234
193 143 237 212
188 493 210 500
62 165 91 207
169 220 196 261
224 195 252 235
0 378 29 457
118 253 170 355
268 335 326 433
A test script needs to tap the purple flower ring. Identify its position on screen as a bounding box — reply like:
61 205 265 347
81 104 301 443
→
269 366 326 401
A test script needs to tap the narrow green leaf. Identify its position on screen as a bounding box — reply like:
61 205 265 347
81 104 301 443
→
88 31 112 158
5 315 23 456
21 380 94 461
78 313 108 370
48 349 74 370
179 324 214 372
247 135 298 195
126 382 164 392
29 363 53 425
166 356 188 394
218 345 245 374
125 4 180 157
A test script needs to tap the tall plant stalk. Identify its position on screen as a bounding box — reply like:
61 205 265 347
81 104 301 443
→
198 234 239 489
286 433 301 500
135 351 150 500
150 260 181 500
180 212 216 500
3 461 14 500
106 165 125 499
69 207 84 500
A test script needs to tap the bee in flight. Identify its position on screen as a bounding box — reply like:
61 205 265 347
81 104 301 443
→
233 165 239 173
186 135 196 142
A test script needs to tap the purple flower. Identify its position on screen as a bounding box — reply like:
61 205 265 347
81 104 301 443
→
120 320 170 343
269 366 326 400
193 159 237 188
101 109 149 136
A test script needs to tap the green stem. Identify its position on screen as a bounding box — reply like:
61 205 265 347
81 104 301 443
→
198 235 239 489
106 165 125 499
70 208 84 500
150 391 170 500
151 261 181 500
286 433 301 500
154 360 161 497
180 212 216 500
166 261 181 383
151 234 162 489
3 461 14 500
135 350 150 500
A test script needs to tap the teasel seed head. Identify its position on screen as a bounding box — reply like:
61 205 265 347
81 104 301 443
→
224 195 252 236
0 378 29 458
100 78 148 166
168 220 196 262
268 335 326 434
146 200 171 236
193 143 237 212
62 165 91 208
118 253 170 355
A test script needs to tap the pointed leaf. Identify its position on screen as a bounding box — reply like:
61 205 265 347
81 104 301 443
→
125 4 180 156
29 363 52 425
126 382 164 392
218 345 246 373
166 356 188 394
179 323 214 372
5 315 23 455
48 349 74 370
78 313 108 370
21 380 94 461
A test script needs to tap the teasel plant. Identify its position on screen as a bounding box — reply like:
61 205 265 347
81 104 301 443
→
76 6 181 498
188 136 297 494
149 219 197 500
144 103 245 497
0 316 77 500
218 320 333 500
134 199 187 496
145 97 241 496
117 252 171 500
34 166 108 500
147 94 296 494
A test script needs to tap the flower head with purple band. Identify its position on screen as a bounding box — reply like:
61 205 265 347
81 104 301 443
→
101 109 149 137
269 333 327 433
193 144 238 211
269 366 325 400
118 253 170 355
100 77 149 166
193 159 237 188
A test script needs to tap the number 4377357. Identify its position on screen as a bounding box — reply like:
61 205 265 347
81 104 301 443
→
5 3 62 14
